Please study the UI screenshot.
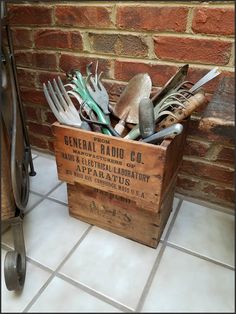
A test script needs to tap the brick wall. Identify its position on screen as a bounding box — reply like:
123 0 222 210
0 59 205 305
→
6 1 235 209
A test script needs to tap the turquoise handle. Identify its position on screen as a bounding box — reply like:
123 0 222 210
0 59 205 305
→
72 71 111 135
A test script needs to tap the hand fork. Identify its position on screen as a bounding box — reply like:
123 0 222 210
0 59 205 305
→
43 77 90 130
86 72 110 115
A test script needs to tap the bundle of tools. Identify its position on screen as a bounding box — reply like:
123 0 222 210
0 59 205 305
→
1 2 36 291
43 62 221 145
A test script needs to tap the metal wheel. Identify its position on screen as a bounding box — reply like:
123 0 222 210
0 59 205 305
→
4 250 26 291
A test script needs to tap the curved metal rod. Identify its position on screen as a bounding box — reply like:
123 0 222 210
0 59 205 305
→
79 103 120 137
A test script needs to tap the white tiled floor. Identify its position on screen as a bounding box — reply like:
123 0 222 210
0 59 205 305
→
1 151 235 313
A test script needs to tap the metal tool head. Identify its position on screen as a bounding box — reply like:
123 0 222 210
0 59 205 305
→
43 77 90 130
151 64 189 106
139 97 155 139
143 123 183 144
111 73 152 125
86 72 110 115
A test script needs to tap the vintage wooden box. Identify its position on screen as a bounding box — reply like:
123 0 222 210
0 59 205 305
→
52 122 188 248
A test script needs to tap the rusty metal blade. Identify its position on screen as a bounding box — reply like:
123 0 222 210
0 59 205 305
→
111 73 152 124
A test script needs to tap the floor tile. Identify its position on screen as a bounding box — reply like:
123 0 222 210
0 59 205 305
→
28 276 121 312
1 249 51 313
59 227 161 310
161 197 180 240
25 193 43 213
48 183 68 204
29 156 60 195
168 201 235 266
2 199 90 270
142 246 235 313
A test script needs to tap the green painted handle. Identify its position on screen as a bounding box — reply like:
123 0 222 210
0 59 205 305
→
72 71 111 135
124 125 140 140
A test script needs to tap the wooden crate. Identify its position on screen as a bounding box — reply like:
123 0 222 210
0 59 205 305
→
67 174 176 248
52 121 188 247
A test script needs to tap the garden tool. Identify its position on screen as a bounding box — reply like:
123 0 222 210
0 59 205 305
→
189 67 221 93
138 97 155 139
142 123 183 144
1 1 36 291
66 88 102 133
151 64 189 106
124 65 189 140
66 70 120 136
110 73 152 125
114 108 130 136
86 61 110 115
43 77 91 131
156 90 207 131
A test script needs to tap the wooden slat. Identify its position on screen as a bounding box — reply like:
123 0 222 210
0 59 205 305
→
67 177 176 248
52 122 187 213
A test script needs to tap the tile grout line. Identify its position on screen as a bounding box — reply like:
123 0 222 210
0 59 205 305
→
22 225 93 313
2 231 133 312
165 242 235 271
0 185 63 237
46 196 68 206
175 193 235 216
30 181 63 200
56 273 135 313
25 182 64 215
1 243 54 274
135 198 183 312
1 185 64 237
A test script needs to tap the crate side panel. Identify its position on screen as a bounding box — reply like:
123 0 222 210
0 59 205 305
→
67 180 175 248
53 123 167 212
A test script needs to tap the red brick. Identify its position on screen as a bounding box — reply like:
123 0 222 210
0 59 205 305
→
89 33 148 57
59 54 111 76
55 6 112 28
180 159 234 185
192 8 235 36
215 147 235 165
201 76 234 123
28 133 49 150
42 110 58 125
15 51 33 68
176 175 199 191
35 29 83 50
202 182 235 204
183 138 210 158
186 68 234 94
154 36 232 65
116 6 188 32
176 174 235 208
33 52 58 70
188 119 234 146
12 28 33 48
23 105 39 121
101 81 127 104
28 121 52 138
17 68 36 88
20 88 48 107
8 5 53 25
37 71 66 88
114 60 177 86
15 51 57 70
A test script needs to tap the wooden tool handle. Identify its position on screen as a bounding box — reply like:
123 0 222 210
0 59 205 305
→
156 91 206 131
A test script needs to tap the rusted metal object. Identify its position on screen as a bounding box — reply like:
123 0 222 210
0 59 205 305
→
199 76 235 143
151 64 189 106
110 73 152 124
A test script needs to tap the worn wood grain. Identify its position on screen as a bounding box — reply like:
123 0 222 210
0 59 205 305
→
52 122 187 213
67 176 176 248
